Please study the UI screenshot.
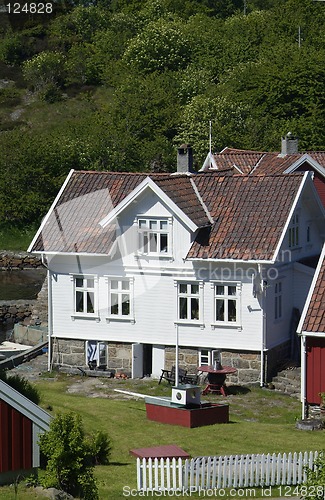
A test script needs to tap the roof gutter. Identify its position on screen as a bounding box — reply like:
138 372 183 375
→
186 258 275 264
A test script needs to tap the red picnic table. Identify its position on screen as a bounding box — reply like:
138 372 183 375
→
198 365 237 396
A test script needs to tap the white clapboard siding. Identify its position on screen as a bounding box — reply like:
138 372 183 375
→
137 451 319 491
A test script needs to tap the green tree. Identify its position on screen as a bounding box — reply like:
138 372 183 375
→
39 412 99 499
123 18 191 73
22 51 65 94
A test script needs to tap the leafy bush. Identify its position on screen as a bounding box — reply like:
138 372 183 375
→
304 451 325 500
39 411 99 500
88 430 112 465
0 371 40 404
22 51 66 93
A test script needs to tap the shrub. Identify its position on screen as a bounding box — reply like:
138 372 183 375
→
39 411 99 500
88 430 112 465
0 371 40 404
304 451 325 500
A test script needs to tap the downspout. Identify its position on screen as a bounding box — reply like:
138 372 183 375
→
175 324 179 387
41 254 52 372
258 264 266 387
301 335 307 419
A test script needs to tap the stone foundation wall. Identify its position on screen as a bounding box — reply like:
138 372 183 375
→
165 344 291 385
0 251 42 269
51 338 132 374
52 339 85 367
51 340 291 384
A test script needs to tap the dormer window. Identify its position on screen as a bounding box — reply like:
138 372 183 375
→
288 213 299 248
138 217 171 255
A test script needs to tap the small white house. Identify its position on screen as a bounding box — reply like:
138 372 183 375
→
28 154 325 385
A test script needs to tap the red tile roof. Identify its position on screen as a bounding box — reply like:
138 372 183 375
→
208 148 325 176
187 173 304 261
30 170 306 261
302 249 325 333
30 171 210 254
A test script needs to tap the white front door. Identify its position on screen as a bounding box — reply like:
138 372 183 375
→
152 345 165 378
132 343 143 378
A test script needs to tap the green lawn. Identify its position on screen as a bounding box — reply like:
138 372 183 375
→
1 376 325 499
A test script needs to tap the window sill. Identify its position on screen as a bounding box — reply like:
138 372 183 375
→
71 314 100 322
175 320 204 330
211 323 242 331
135 253 173 261
106 316 135 324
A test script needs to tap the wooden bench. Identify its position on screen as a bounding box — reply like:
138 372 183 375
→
158 366 187 385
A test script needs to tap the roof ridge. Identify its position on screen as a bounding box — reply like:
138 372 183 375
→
190 177 214 225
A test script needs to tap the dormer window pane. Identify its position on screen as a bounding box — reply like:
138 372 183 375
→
137 217 171 255
160 234 168 252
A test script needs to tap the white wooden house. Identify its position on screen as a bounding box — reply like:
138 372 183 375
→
28 152 325 385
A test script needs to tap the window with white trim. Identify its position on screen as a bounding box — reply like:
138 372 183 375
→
214 284 240 324
138 217 170 255
178 283 200 321
87 341 107 368
274 281 282 320
199 349 211 366
108 278 134 321
110 280 130 317
74 276 97 316
288 213 299 248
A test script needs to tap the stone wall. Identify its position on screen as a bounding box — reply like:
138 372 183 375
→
164 345 291 385
51 339 132 374
0 300 36 327
0 251 42 269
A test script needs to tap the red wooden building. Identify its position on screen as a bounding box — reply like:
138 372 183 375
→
297 243 325 418
0 379 51 484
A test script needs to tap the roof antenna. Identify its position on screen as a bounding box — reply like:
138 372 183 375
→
209 120 212 154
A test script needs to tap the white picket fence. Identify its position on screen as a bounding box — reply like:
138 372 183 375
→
137 451 319 492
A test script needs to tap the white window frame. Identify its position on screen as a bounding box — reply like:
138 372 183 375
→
175 280 204 326
71 274 99 320
212 282 241 327
137 216 172 257
86 341 107 368
288 213 299 248
274 281 282 320
199 348 212 366
106 276 135 323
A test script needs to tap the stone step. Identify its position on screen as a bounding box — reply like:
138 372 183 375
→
270 366 301 397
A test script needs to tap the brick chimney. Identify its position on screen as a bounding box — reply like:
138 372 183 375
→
177 144 195 173
280 132 299 156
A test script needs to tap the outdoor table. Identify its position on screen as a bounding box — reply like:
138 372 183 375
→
198 365 237 396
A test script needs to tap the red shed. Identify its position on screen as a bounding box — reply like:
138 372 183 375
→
0 379 51 484
298 243 325 417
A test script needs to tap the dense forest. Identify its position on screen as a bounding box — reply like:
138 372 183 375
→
0 0 324 227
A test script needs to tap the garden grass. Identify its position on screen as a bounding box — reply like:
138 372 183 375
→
0 376 323 499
